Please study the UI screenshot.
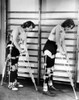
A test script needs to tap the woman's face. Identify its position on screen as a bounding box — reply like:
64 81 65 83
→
24 25 33 32
64 25 73 31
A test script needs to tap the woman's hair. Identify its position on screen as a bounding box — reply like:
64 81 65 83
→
21 21 35 28
61 18 75 29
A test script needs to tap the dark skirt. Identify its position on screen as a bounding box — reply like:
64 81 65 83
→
6 41 20 65
43 40 57 68
44 55 55 68
43 40 57 55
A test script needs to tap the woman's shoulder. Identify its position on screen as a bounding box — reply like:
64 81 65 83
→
11 26 20 37
56 24 64 32
12 26 20 32
56 24 61 29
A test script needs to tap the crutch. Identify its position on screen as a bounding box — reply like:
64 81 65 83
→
27 60 38 91
1 44 12 85
1 60 7 85
20 53 38 91
62 55 79 100
7 44 13 85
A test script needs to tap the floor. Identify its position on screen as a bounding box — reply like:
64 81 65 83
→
0 78 79 100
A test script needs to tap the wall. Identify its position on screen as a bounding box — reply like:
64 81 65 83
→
7 0 78 83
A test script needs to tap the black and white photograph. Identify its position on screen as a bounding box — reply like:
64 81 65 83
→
0 0 79 100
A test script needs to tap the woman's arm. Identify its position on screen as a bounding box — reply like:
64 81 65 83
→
23 36 30 60
60 31 67 55
12 27 22 52
61 31 70 61
23 38 28 52
55 25 66 55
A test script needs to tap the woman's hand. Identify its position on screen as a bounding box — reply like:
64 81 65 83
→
20 49 29 61
65 53 70 63
59 47 66 55
61 51 66 55
20 49 26 54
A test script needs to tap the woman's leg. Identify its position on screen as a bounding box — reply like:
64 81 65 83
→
8 65 18 90
43 55 56 96
43 55 48 92
8 57 19 90
48 67 54 87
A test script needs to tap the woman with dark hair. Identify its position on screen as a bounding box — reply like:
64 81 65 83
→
21 21 35 28
42 18 75 96
7 21 35 91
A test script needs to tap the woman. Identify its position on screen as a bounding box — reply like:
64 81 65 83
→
43 19 75 95
7 21 35 91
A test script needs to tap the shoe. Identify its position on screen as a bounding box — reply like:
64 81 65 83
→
13 81 24 88
43 83 48 92
49 85 58 91
8 83 18 91
12 87 18 91
18 84 23 88
43 91 56 97
17 82 24 88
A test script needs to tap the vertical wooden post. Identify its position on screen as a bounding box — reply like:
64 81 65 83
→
0 0 6 75
76 0 79 83
6 0 8 42
37 0 42 85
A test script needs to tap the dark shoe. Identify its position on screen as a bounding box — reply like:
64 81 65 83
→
17 83 23 88
49 85 58 91
48 86 62 95
43 91 56 97
14 82 24 88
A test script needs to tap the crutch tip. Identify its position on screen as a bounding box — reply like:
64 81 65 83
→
1 81 3 86
1 83 3 86
76 97 79 100
36 88 38 91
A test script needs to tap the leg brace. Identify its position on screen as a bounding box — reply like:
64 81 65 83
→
43 55 55 85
